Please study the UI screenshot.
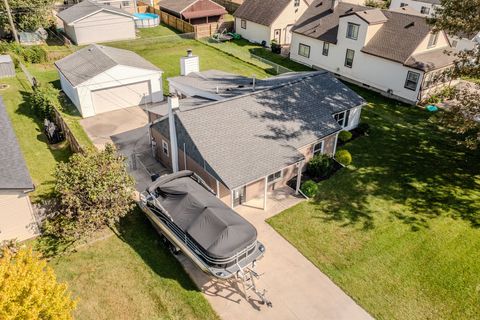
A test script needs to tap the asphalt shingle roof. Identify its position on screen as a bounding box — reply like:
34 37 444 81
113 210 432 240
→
57 0 133 24
234 0 291 26
0 97 34 190
404 47 457 71
154 72 365 189
54 44 161 87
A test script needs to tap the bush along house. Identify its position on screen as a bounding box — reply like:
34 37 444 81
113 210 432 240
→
289 0 458 104
148 52 365 210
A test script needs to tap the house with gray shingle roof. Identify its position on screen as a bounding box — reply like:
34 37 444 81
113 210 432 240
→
55 44 163 117
290 0 457 104
0 97 39 242
57 0 135 45
233 0 311 45
150 70 365 209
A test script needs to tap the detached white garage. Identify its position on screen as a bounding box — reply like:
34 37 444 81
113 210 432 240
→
57 0 136 45
55 44 164 117
0 97 38 242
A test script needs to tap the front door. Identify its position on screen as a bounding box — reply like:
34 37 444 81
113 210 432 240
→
233 186 246 207
274 29 281 44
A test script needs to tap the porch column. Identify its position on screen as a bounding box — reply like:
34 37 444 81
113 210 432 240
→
295 161 304 195
263 176 268 211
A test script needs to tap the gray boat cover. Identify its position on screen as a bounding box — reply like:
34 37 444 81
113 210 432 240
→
149 171 258 259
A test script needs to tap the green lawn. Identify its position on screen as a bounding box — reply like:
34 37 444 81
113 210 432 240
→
268 87 480 319
0 73 72 201
47 209 219 320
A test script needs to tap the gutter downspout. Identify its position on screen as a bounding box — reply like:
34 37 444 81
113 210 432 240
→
168 95 179 173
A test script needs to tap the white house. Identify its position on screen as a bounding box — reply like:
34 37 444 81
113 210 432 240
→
389 0 440 17
0 97 38 242
290 0 457 104
57 0 136 45
55 44 163 118
233 0 311 46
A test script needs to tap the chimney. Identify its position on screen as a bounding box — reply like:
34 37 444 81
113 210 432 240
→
180 49 200 76
331 0 339 10
168 95 179 173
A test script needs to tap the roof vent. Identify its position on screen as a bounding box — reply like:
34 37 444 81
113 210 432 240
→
405 22 415 28
316 1 323 7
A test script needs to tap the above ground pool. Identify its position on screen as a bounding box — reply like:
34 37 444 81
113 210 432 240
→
134 13 160 28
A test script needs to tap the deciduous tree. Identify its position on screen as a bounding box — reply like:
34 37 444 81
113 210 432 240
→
0 0 55 33
45 144 135 242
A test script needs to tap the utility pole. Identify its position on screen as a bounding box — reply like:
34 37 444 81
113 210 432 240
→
3 0 19 43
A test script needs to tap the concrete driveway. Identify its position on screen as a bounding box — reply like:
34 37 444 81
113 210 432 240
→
80 107 372 320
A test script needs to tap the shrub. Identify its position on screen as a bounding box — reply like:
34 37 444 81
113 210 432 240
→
300 180 319 198
335 149 352 166
0 246 76 319
21 46 47 64
306 154 334 178
357 122 371 135
30 83 60 119
338 130 353 143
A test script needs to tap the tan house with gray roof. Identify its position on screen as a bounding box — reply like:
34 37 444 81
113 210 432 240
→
290 0 457 104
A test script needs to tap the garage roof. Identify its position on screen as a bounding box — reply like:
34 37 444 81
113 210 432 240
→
0 97 34 190
55 44 162 87
57 0 134 25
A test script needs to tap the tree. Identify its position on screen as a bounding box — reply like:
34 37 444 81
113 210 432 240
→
0 0 55 33
0 246 76 319
45 144 135 242
429 0 480 149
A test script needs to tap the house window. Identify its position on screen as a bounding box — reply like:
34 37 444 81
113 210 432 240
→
452 40 458 47
241 19 246 29
294 0 300 7
322 42 329 56
334 110 351 128
313 141 323 156
420 6 430 14
162 140 169 157
298 43 310 58
427 32 439 48
400 2 407 7
344 49 355 68
404 71 420 91
346 23 359 40
267 170 283 184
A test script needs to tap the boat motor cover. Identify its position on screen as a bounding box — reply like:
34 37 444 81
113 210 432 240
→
149 171 258 259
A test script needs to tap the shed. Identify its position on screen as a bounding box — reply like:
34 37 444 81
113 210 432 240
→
57 0 136 45
159 0 227 24
55 44 164 118
0 55 15 78
0 97 38 242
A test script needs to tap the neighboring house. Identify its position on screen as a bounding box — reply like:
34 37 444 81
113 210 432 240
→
159 0 227 25
150 70 365 209
0 97 38 242
55 44 163 118
449 32 480 52
57 0 136 45
389 0 440 17
0 55 15 78
233 0 311 46
290 0 457 104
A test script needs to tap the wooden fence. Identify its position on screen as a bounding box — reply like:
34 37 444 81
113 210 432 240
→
145 7 232 38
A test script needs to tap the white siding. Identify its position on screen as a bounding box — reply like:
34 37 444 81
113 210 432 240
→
235 18 271 45
345 106 362 131
0 191 38 242
389 0 439 17
67 11 135 45
59 71 80 108
290 15 425 103
269 0 310 45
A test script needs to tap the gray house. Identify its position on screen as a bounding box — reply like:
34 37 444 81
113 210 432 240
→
0 97 38 242
57 0 136 45
0 55 15 78
150 71 365 210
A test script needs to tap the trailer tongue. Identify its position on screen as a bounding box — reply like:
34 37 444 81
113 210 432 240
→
139 170 272 307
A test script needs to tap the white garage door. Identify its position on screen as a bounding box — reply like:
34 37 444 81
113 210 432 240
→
91 81 152 115
0 192 39 241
